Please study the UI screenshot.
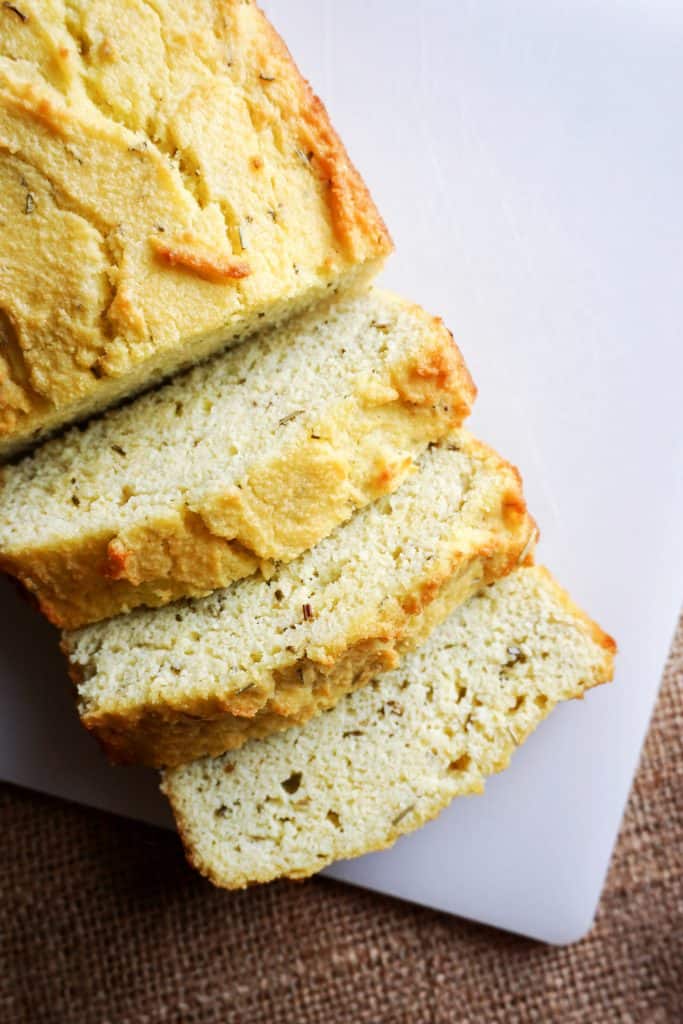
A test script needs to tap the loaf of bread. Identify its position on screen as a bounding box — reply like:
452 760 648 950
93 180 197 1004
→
162 566 615 889
63 432 536 767
0 290 474 628
0 0 391 457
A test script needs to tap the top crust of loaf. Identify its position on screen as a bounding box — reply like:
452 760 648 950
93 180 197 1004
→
0 0 391 455
162 566 616 889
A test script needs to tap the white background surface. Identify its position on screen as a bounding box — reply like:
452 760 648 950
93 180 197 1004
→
1 0 682 944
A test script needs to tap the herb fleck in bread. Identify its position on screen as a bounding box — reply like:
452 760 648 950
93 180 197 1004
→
63 432 536 767
0 290 475 628
0 0 391 457
162 566 615 889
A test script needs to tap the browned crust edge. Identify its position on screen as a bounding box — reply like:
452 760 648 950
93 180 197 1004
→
251 1 393 262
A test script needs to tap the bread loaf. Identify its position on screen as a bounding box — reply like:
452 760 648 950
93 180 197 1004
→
63 432 536 767
162 566 615 888
0 290 474 627
0 0 390 456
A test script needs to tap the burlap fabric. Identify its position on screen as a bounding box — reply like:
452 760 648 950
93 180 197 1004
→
1 621 681 1024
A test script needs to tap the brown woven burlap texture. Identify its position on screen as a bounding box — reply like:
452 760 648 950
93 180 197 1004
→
1 621 681 1024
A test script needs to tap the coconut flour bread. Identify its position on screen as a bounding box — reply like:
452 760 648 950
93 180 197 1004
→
63 431 537 767
0 290 475 628
0 0 391 457
162 566 615 888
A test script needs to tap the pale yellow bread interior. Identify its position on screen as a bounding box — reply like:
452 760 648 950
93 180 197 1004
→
163 566 615 889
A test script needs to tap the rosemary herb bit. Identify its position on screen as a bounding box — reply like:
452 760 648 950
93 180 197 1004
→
278 409 304 426
281 771 302 795
110 444 126 457
392 803 416 827
2 3 27 21
504 644 526 668
64 145 83 165
295 146 313 166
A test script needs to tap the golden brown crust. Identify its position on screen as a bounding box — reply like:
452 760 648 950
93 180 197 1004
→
392 321 476 414
0 0 392 456
0 524 262 628
150 235 251 283
3 309 474 628
251 7 392 261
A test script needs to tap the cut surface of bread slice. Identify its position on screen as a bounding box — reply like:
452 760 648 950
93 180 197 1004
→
63 431 536 767
0 290 475 628
0 0 391 457
162 566 615 889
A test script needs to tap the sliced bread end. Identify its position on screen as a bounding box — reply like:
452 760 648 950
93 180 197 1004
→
162 566 615 889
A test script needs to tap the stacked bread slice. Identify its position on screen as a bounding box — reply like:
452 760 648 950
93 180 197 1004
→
0 1 614 892
163 567 614 888
0 291 474 627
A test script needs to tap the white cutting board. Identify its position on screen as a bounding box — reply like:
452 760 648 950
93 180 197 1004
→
1 1 681 945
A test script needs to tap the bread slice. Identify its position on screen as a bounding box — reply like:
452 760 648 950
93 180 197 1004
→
0 290 475 628
162 566 615 889
0 0 391 457
63 432 536 767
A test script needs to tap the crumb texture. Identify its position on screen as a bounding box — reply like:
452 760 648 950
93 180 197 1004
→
0 290 474 626
0 0 390 454
163 566 615 889
64 431 536 766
